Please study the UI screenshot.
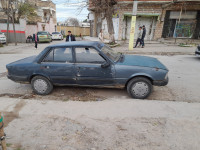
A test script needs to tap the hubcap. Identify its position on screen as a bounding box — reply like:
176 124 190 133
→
132 82 149 98
33 79 48 94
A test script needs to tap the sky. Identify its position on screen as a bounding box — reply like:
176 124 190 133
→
52 0 89 22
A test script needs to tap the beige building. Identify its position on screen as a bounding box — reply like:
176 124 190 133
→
89 0 200 41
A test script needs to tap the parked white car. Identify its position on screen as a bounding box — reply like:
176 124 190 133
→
52 32 63 40
0 32 6 44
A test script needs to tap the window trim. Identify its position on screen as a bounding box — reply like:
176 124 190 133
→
74 46 107 64
41 47 74 64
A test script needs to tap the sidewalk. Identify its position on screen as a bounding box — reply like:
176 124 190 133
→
83 36 196 55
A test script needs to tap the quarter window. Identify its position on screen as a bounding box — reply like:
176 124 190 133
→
43 47 73 63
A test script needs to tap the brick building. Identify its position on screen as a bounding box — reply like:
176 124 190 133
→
88 0 200 41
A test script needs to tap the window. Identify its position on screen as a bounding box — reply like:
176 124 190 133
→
75 47 105 64
43 47 72 63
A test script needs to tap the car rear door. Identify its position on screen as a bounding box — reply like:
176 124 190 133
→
40 47 76 85
74 47 115 86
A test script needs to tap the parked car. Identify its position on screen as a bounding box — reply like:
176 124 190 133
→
37 31 52 43
52 32 63 40
0 32 6 44
6 41 169 99
195 45 200 57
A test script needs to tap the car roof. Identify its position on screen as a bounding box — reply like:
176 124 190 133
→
48 41 104 48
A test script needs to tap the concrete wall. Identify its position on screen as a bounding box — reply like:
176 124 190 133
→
0 19 26 43
57 26 90 36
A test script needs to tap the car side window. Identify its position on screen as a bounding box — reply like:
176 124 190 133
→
43 47 73 63
75 47 105 64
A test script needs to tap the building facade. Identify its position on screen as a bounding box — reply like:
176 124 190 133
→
0 0 57 42
89 0 200 41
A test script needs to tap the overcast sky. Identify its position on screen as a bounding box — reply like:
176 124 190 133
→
52 0 89 22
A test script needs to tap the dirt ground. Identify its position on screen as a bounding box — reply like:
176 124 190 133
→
0 41 200 150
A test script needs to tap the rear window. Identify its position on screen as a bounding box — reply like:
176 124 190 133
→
52 32 60 34
37 32 48 35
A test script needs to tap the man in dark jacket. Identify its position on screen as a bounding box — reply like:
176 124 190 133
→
141 25 146 48
66 31 76 42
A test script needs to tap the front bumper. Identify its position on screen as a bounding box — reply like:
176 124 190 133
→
7 74 29 84
153 77 169 86
0 39 6 43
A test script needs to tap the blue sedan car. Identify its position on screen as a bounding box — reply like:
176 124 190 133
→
6 41 169 99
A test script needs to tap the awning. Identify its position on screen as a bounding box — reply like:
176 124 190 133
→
124 13 160 17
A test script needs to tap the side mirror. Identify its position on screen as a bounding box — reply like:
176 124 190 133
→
101 61 110 68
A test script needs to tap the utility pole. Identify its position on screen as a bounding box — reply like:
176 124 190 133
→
0 113 7 150
128 0 138 50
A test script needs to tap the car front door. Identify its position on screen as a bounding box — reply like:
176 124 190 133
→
40 47 76 85
74 47 115 86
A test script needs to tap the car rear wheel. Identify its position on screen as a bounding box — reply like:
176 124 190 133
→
31 76 53 95
127 77 152 99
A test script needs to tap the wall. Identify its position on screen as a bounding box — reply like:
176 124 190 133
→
0 19 26 43
26 18 56 38
57 26 90 36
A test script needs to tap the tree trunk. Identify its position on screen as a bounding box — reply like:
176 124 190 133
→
106 9 115 43
6 0 10 46
11 4 17 46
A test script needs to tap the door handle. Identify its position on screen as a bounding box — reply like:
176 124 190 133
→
45 66 50 69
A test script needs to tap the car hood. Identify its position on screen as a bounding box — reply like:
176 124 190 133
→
7 56 36 66
117 55 168 70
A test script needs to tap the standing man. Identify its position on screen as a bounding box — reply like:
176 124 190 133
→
141 25 146 48
33 33 38 49
134 27 143 48
66 31 76 42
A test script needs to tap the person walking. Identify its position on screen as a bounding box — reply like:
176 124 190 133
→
98 29 104 42
33 33 38 49
134 27 143 48
66 31 76 42
141 25 146 48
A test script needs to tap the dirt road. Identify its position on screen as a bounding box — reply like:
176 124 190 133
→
0 41 200 150
1 98 200 150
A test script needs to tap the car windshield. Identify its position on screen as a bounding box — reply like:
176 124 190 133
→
38 32 47 35
101 45 121 62
52 32 60 34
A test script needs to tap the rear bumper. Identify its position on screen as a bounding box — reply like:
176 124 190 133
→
38 38 51 42
195 51 200 57
7 74 29 83
52 37 62 40
153 77 169 86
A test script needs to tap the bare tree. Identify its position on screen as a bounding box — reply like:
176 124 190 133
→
64 0 117 43
65 17 80 27
89 0 117 43
0 0 17 45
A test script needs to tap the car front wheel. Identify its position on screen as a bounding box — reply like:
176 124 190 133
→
31 76 53 95
127 77 152 99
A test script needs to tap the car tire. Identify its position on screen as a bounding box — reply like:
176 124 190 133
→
31 76 53 95
127 77 152 99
